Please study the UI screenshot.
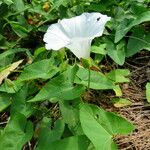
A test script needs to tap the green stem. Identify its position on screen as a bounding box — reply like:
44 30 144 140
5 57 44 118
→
87 68 91 89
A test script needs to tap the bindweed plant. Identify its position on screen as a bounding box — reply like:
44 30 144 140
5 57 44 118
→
0 0 149 149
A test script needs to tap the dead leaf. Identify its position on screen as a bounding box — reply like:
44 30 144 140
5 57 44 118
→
112 98 132 108
0 60 23 84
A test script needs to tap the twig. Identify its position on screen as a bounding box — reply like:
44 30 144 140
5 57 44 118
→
28 141 32 150
0 121 8 125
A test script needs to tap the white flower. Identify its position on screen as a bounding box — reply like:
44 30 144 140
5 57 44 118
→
43 12 111 59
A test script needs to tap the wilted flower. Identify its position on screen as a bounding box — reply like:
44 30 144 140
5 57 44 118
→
43 12 111 59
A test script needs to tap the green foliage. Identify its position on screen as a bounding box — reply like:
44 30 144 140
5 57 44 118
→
126 27 150 57
0 113 33 150
115 11 150 43
80 103 134 149
11 84 34 117
0 93 11 112
18 59 59 81
37 135 90 150
106 69 130 83
106 40 126 65
1 0 149 149
29 73 85 102
75 67 114 89
80 103 113 150
36 119 66 150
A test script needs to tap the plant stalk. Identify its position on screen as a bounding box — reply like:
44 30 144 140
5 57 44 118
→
87 67 91 89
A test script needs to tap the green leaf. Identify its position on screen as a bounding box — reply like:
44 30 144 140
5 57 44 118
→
0 79 24 93
29 74 85 102
80 103 134 149
88 3 107 12
126 28 150 57
59 99 83 135
34 47 46 58
146 82 150 103
11 84 34 117
115 11 150 43
59 100 79 127
75 67 114 90
107 69 130 96
91 105 135 135
0 34 3 40
36 135 89 150
13 0 25 12
0 54 14 69
91 44 107 55
52 0 69 8
106 40 125 65
113 85 122 96
18 59 59 81
0 113 33 150
80 103 113 150
10 22 29 38
0 93 11 112
36 119 65 150
0 48 27 61
2 0 13 5
106 69 130 83
130 3 148 16
66 65 79 83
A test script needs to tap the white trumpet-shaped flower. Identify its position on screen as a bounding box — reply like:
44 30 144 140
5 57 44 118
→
43 12 111 59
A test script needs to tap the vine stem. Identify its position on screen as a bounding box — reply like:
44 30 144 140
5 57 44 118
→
87 67 91 89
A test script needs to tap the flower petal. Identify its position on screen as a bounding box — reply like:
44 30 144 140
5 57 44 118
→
59 14 86 38
43 12 111 59
59 12 111 39
43 23 70 50
66 39 92 59
82 12 111 38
